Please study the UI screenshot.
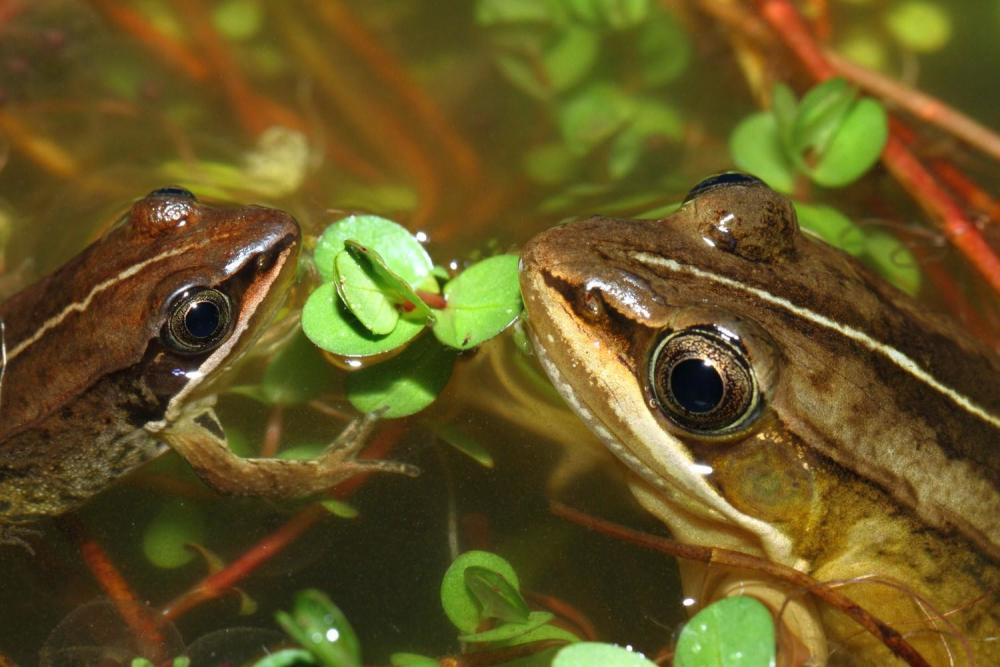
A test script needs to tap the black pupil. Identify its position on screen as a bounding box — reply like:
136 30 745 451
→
184 300 221 339
670 358 724 413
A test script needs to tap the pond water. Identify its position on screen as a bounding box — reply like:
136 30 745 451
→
0 1 997 665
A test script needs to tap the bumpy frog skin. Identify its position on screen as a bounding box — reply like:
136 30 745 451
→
519 173 999 665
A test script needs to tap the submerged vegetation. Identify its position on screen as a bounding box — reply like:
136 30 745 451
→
0 0 997 665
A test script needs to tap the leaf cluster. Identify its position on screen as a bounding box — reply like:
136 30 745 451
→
302 214 522 417
730 78 888 193
476 0 690 184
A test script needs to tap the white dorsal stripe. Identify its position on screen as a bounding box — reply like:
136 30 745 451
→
633 252 1000 429
9 245 193 361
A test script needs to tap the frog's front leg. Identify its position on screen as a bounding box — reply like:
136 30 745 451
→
154 398 418 498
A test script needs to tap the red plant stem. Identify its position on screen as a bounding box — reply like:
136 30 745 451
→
85 0 210 82
59 517 169 662
756 0 1000 295
159 421 408 621
417 290 448 310
930 160 1000 223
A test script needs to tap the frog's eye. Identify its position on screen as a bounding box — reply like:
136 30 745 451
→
648 326 760 435
147 186 197 200
163 287 233 354
682 172 764 203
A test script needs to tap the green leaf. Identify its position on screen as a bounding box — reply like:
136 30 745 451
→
255 331 337 405
793 202 866 256
475 0 566 25
864 230 921 296
636 10 690 86
390 654 439 667
465 566 531 623
441 551 521 633
554 643 657 667
674 596 776 667
496 622 580 647
302 283 423 357
566 0 650 29
729 112 796 194
807 97 887 187
431 422 495 468
524 142 580 185
792 78 856 157
885 1 952 53
142 501 205 569
250 648 317 667
345 241 433 322
544 26 601 94
335 250 399 335
320 499 360 519
212 0 263 41
314 215 432 286
131 660 154 667
432 255 523 350
771 83 799 160
458 611 555 643
346 334 455 418
276 590 361 667
559 83 636 155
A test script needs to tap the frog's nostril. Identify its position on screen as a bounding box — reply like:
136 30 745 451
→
682 172 766 203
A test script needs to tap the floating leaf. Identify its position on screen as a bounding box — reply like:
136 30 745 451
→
143 501 205 569
212 0 263 41
792 78 856 158
793 202 866 256
566 0 650 29
441 551 521 633
390 654 439 667
475 0 566 25
559 83 636 155
807 97 887 187
320 499 360 519
636 11 691 86
465 566 530 623
458 611 554 643
674 596 776 667
864 230 921 296
729 112 796 194
302 283 424 357
554 643 657 667
431 422 495 468
524 142 580 185
885 1 952 53
250 648 317 667
275 590 360 667
314 215 432 286
347 333 455 418
334 250 399 335
432 255 522 350
345 241 433 322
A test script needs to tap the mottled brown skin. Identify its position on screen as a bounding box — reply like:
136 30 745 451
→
519 177 999 665
0 189 411 530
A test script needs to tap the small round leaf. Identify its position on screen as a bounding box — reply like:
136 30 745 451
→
674 596 776 667
346 333 455 418
554 643 658 667
335 250 399 335
808 98 887 187
440 551 520 633
432 254 523 350
314 214 432 285
729 113 796 194
302 282 423 357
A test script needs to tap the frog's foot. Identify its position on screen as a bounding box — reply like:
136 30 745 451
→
0 524 42 555
163 407 420 499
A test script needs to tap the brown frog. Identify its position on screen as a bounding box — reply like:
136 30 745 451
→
519 173 999 665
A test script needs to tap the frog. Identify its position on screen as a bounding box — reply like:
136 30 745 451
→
0 187 412 544
518 173 999 665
